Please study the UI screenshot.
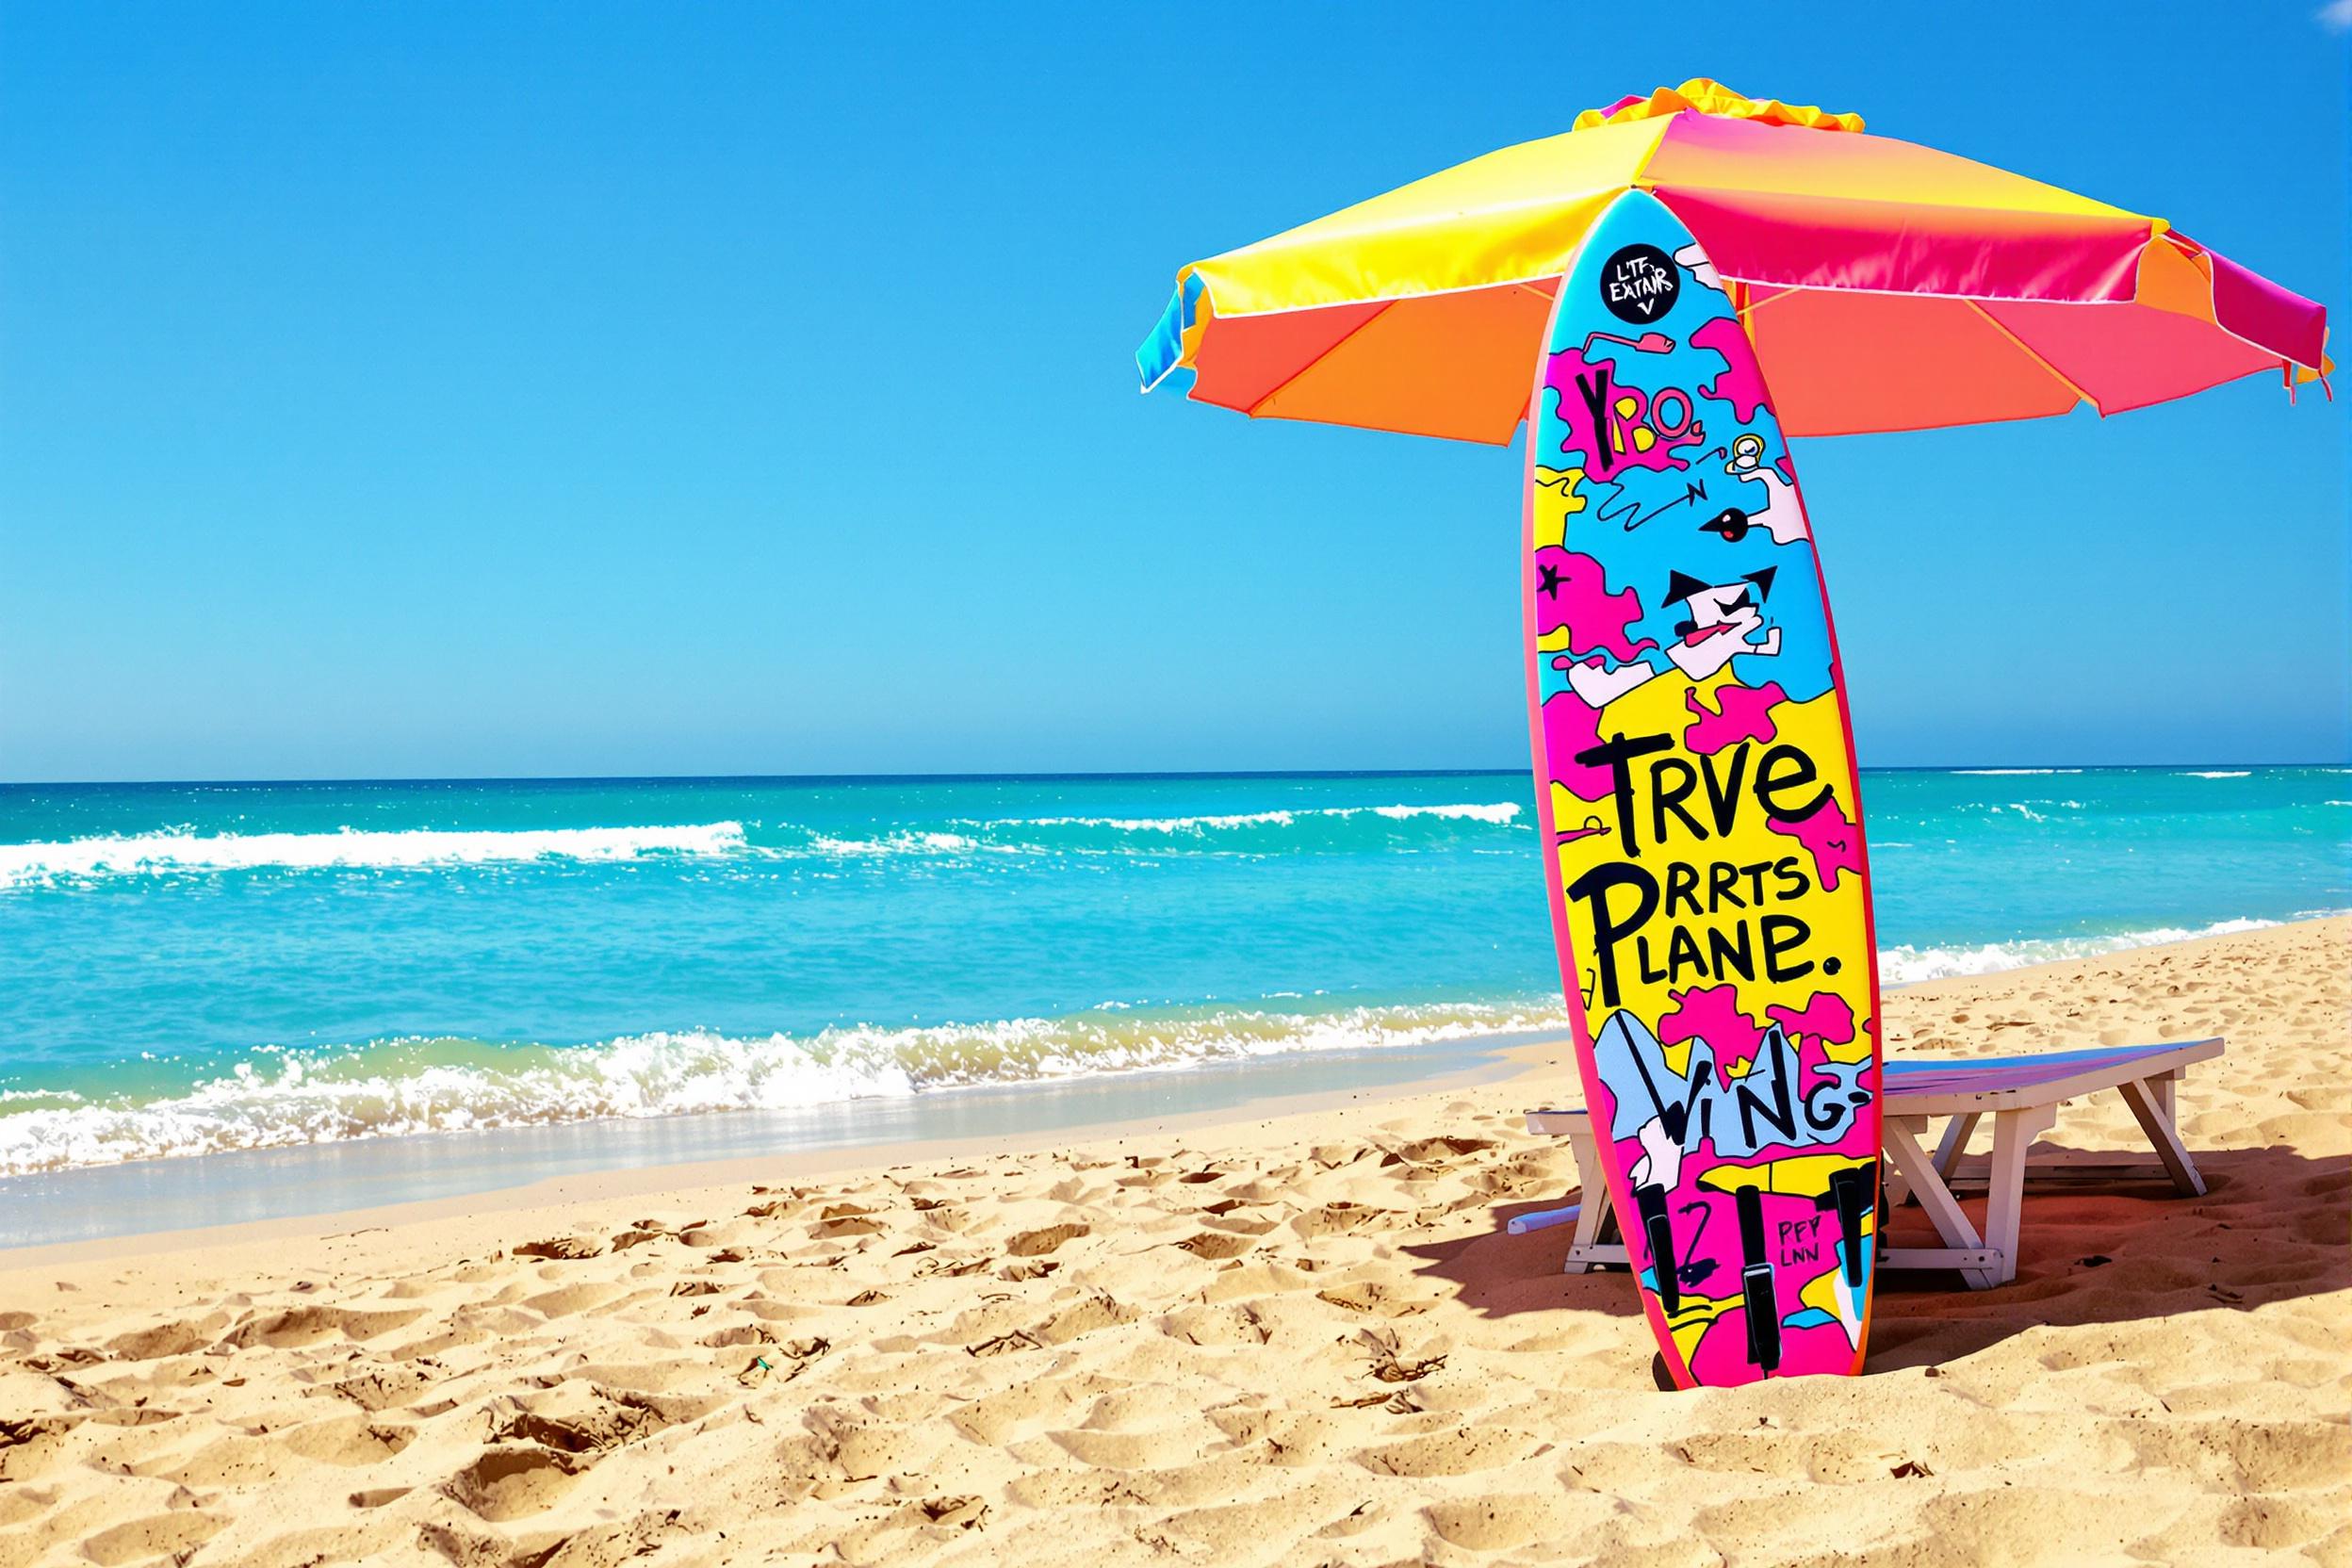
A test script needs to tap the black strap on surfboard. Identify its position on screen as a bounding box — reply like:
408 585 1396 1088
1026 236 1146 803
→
1635 1183 1679 1315
1824 1162 1875 1288
1736 1185 1781 1373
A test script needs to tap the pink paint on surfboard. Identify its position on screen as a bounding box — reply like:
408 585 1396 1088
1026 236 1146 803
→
1523 190 1883 1387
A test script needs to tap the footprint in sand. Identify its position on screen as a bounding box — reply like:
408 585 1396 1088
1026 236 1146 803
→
105 1313 228 1362
223 1304 426 1349
279 1414 416 1466
1000 1222 1089 1257
521 1281 631 1318
446 1444 587 1522
1355 1427 1543 1478
1424 1490 1609 1554
80 1511 228 1567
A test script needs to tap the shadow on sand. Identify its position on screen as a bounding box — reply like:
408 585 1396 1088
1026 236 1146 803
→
1401 1143 2351 1378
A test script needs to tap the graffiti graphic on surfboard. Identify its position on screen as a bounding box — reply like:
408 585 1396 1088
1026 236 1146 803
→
1524 189 1881 1387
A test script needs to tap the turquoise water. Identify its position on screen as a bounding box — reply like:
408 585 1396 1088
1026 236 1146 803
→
1 767 2344 1176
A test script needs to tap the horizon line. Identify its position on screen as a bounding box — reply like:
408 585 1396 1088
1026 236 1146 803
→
3 760 2346 791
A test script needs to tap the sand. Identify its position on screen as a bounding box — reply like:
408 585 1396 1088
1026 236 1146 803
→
1 917 2345 1567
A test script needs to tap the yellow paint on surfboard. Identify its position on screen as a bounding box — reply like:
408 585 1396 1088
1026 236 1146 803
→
1551 676 1874 1086
1531 466 1587 548
1661 1286 1743 1364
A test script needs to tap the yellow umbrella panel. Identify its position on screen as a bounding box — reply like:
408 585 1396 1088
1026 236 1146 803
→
1138 81 2328 440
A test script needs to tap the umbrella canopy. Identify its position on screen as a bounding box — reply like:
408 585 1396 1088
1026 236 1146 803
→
1136 80 2330 441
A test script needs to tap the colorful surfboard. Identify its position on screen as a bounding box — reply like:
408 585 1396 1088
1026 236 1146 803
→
1523 190 1882 1387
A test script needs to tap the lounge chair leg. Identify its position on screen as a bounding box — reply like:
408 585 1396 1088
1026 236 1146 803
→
1883 1119 1995 1288
1884 1141 1911 1208
1562 1119 1613 1271
1933 1112 1981 1179
2118 1076 2206 1197
1983 1103 2058 1284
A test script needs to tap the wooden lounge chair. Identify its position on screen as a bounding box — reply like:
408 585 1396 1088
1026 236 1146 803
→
1522 1037 2222 1290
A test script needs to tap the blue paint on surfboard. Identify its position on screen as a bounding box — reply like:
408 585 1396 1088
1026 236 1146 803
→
1522 190 1883 1387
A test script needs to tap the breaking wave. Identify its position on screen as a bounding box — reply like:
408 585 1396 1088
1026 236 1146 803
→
1002 802 1524 833
1877 916 2283 984
930 802 1528 857
0 1001 1566 1175
804 830 991 857
0 803 1533 888
4 911 2322 1174
0 823 746 890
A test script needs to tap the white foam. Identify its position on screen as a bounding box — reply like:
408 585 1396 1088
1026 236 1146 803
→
2182 771 2252 779
1950 768 2083 776
4 898 2329 1175
0 823 746 890
0 1001 1569 1175
1020 810 1299 833
1361 803 1523 823
0 806 1536 884
1878 917 2281 985
804 831 987 857
1003 803 1521 834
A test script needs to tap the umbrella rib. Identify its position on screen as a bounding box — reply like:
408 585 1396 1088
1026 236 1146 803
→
1964 300 2099 415
1244 300 1400 417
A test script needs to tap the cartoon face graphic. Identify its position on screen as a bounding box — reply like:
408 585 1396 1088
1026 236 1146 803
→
1664 567 1780 679
1668 565 1773 634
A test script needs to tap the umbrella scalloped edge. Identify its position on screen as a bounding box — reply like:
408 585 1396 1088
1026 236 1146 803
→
1575 78 1865 136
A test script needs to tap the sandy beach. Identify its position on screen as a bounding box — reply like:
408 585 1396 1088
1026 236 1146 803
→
2 917 2344 1567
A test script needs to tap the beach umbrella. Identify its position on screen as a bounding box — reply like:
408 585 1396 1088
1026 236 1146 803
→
1137 79 2328 439
1132 81 2329 1389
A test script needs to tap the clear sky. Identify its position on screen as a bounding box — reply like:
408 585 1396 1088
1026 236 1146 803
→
3 4 2344 781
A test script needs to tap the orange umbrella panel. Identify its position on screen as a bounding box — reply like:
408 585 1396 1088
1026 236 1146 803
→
1136 82 2329 442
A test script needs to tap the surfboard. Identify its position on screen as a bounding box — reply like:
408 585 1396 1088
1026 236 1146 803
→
1522 189 1882 1388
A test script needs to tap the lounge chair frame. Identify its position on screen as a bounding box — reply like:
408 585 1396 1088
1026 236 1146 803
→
1523 1037 2221 1290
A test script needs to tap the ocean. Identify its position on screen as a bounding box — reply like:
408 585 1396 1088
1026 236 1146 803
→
1 767 2345 1227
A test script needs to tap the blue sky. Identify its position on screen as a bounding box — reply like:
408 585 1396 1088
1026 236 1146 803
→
2 4 2344 781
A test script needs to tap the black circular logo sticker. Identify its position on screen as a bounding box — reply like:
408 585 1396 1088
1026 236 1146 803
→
1600 242 1679 324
